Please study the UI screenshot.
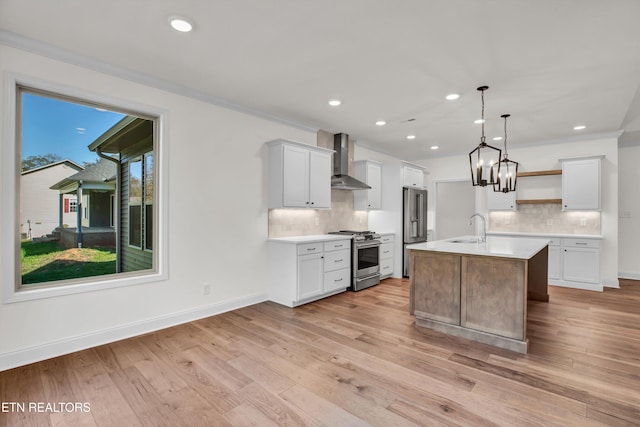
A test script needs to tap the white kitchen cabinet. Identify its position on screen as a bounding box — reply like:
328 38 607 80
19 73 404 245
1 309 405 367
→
547 238 561 280
268 237 351 307
379 234 394 278
353 160 382 210
297 252 324 300
487 232 602 291
487 188 516 211
402 162 425 189
267 139 333 209
562 238 600 284
560 156 603 211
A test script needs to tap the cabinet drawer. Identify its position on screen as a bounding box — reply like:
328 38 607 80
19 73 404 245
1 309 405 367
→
563 238 600 249
323 249 350 272
324 268 350 293
297 243 323 255
380 234 394 244
380 258 393 276
324 239 350 252
380 242 393 260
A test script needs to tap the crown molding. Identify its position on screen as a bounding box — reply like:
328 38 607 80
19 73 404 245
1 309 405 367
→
0 30 318 134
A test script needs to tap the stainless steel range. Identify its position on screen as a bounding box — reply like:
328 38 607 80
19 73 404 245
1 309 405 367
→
328 230 381 291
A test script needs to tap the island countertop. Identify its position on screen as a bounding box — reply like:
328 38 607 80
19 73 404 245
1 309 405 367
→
406 235 549 260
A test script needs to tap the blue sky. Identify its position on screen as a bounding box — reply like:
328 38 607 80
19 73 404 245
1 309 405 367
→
21 92 126 165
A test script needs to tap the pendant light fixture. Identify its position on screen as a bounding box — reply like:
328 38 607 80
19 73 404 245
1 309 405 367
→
469 86 501 187
492 114 519 193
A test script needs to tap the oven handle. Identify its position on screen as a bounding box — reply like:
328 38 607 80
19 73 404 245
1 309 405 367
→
355 241 381 249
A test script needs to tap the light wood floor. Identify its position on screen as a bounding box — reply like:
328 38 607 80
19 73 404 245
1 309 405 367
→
1 278 639 426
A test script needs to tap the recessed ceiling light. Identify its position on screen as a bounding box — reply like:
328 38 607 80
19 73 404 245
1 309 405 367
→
375 120 386 126
493 136 503 141
445 93 460 101
573 125 586 130
406 135 416 140
430 145 439 150
474 119 485 124
169 16 194 32
328 99 341 107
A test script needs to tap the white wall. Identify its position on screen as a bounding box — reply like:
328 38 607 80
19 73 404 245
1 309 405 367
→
0 45 316 370
618 143 640 279
417 135 619 288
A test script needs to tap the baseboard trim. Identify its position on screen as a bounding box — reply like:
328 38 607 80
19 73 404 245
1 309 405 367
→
619 272 640 281
0 292 268 372
548 280 603 292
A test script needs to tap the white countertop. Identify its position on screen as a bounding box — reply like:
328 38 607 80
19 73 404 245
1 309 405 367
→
487 231 602 239
406 235 549 260
268 234 350 244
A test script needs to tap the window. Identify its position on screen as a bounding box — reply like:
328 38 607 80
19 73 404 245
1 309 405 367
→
2 74 167 302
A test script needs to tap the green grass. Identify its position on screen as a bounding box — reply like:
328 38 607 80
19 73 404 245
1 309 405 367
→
21 240 116 285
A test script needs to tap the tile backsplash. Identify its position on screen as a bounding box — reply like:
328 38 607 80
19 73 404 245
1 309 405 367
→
489 203 600 234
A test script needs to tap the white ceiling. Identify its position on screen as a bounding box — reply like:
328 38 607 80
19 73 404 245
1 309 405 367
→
2 0 640 160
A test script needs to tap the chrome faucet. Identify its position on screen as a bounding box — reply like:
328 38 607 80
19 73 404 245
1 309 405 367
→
469 213 487 243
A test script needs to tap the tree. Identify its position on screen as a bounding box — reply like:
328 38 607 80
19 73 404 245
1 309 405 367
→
21 153 63 172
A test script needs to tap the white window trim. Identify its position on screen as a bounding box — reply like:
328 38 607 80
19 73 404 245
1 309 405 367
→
2 72 169 303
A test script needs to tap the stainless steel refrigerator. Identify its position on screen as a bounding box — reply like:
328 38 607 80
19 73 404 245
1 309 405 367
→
403 187 428 277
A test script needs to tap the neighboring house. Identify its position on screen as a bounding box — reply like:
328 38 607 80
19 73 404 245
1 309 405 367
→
88 116 154 273
50 158 117 249
20 160 83 239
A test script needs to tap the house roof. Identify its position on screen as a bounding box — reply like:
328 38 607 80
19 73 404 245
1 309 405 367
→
88 116 153 154
21 159 83 176
50 158 117 190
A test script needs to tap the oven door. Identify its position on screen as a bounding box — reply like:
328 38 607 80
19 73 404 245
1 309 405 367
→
354 241 380 278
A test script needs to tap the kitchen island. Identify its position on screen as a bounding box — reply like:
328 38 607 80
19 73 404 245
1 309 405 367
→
407 235 549 353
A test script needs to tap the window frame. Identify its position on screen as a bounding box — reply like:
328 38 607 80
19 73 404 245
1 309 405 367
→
2 72 169 303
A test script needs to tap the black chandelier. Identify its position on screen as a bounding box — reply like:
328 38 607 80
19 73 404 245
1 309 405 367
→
469 86 501 187
492 114 519 192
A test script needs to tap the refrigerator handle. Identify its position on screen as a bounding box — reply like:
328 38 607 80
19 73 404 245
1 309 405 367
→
416 193 423 238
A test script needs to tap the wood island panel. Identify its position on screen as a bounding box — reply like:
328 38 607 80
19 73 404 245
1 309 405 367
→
460 256 526 340
409 251 460 325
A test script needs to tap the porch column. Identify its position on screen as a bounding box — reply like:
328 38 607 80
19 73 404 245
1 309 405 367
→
58 193 63 230
77 182 83 248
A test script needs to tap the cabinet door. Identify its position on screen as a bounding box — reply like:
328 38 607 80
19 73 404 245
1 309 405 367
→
487 188 516 211
548 245 561 280
403 166 423 188
282 145 310 207
562 247 599 284
366 162 382 209
562 158 600 210
297 253 324 301
308 151 331 208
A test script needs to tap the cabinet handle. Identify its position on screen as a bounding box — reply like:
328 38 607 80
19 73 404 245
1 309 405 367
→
575 242 587 245
383 251 390 254
335 259 343 262
311 202 314 205
335 278 343 282
335 244 343 248
307 247 316 251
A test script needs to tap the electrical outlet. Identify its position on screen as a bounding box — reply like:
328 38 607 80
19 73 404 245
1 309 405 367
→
579 218 587 227
203 284 211 295
620 210 632 218
546 219 553 226
504 217 511 225
314 217 320 226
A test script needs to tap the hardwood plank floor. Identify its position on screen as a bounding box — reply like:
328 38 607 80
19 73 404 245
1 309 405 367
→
1 278 639 426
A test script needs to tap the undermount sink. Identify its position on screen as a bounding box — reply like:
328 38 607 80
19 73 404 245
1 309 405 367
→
448 238 481 244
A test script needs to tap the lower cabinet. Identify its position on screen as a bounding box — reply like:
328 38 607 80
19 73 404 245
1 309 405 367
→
269 238 351 307
547 239 561 280
379 233 394 279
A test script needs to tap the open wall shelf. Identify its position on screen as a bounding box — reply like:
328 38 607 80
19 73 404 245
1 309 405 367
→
517 169 562 177
516 198 562 205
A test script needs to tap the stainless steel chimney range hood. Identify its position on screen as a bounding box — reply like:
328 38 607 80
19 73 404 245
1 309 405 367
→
331 133 371 190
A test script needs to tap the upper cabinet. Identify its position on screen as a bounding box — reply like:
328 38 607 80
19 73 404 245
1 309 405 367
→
560 155 603 211
402 162 426 189
353 160 382 210
487 188 516 211
267 139 333 209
